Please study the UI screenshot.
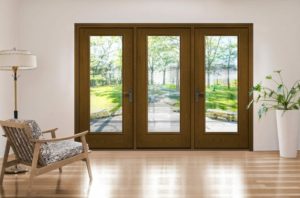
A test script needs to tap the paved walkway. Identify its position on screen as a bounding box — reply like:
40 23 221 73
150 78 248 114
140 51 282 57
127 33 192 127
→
90 107 237 133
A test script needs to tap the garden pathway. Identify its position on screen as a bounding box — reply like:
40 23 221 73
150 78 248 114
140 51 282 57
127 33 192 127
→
90 107 237 133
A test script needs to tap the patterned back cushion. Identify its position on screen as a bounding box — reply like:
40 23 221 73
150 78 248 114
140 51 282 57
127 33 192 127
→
7 119 43 139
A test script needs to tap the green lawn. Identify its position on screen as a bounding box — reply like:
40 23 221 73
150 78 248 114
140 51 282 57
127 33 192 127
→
206 85 237 112
90 85 122 114
90 84 237 116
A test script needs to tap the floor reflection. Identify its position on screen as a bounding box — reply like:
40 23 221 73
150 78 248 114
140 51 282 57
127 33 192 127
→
87 164 120 198
142 164 182 198
205 164 245 197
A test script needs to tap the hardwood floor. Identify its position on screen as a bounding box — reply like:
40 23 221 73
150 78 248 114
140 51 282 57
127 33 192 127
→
1 151 300 197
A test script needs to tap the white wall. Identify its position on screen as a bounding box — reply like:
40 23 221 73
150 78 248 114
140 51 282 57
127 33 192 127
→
3 0 299 151
0 0 19 157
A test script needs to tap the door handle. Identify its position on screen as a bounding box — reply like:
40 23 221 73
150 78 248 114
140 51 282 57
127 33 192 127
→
195 90 204 102
123 90 133 102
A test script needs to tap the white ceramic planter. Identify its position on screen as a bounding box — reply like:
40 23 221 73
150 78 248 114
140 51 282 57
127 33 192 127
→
276 110 300 158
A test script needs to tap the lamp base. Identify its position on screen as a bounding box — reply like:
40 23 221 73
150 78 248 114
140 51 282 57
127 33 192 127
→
5 165 28 174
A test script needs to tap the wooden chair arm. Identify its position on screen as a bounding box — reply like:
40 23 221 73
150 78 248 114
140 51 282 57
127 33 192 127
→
31 131 88 143
42 128 58 134
42 128 58 138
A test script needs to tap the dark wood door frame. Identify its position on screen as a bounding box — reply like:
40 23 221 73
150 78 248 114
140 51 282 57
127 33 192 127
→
75 23 253 150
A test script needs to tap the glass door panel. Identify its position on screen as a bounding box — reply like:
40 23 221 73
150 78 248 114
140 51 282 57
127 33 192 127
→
90 36 123 133
147 36 180 133
205 36 238 133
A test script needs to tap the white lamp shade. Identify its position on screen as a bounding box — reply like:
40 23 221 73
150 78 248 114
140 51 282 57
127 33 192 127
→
0 48 37 70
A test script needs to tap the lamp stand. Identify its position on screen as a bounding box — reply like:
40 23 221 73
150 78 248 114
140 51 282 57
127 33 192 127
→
5 66 28 174
13 66 18 119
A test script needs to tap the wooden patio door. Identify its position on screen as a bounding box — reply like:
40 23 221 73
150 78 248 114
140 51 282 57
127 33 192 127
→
194 27 252 149
75 24 253 150
76 27 134 148
135 28 191 148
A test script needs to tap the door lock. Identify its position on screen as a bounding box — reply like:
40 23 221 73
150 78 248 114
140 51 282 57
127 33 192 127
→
195 91 204 102
123 90 133 102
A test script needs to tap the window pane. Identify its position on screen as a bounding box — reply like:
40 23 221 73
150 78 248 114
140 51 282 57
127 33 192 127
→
147 36 180 132
90 36 123 133
205 36 238 132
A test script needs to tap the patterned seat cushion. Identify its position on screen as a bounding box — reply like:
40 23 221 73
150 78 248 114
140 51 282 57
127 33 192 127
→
40 140 83 165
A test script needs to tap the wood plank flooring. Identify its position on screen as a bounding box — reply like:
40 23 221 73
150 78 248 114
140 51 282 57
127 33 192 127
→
1 151 300 197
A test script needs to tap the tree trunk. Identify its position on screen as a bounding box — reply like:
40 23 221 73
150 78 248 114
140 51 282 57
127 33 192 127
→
227 67 230 89
227 51 232 89
151 67 154 85
207 70 211 87
163 69 166 85
176 65 179 90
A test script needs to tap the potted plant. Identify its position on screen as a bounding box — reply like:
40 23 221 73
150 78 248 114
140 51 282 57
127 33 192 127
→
248 70 300 158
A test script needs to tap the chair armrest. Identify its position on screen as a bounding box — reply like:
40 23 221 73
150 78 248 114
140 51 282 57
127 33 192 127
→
42 128 58 134
31 131 88 143
42 128 58 138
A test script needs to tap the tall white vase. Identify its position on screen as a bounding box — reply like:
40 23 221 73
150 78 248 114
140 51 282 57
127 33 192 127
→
276 110 300 158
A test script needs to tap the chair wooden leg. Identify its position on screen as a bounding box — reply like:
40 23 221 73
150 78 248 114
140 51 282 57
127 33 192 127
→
85 156 92 181
0 141 10 185
59 168 62 173
28 142 41 189
81 136 92 181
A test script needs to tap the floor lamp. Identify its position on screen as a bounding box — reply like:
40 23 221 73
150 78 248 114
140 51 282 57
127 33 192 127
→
0 48 37 174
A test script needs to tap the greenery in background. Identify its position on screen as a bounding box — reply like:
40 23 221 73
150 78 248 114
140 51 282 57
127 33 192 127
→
205 36 237 89
206 84 237 112
90 36 122 87
248 70 300 118
148 36 180 88
90 85 122 114
204 36 238 113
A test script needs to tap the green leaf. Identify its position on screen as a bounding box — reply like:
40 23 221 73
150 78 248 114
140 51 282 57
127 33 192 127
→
258 104 269 119
266 75 272 80
253 83 262 92
277 94 284 103
256 94 261 102
263 91 267 98
277 84 283 92
293 105 299 110
268 91 274 97
274 70 282 73
290 87 296 95
258 108 262 119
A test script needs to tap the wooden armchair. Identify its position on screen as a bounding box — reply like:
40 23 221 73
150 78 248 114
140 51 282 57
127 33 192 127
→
0 120 92 187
